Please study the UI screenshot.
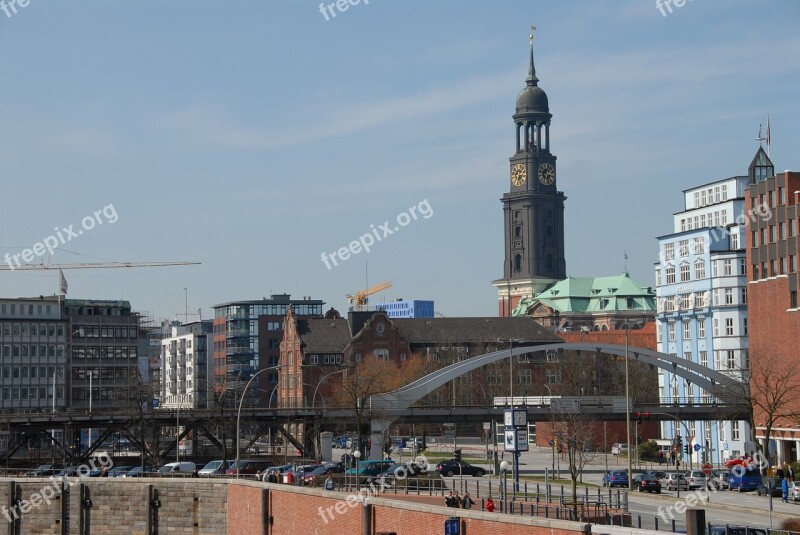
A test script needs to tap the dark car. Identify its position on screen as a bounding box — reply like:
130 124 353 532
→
757 478 784 497
708 526 767 535
435 460 486 477
301 464 341 485
108 466 135 478
632 474 661 493
645 470 667 481
121 466 158 478
602 470 629 488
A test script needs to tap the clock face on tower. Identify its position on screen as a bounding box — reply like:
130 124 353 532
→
511 163 527 186
538 163 555 185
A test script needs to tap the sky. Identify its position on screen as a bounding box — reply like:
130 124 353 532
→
1 0 799 322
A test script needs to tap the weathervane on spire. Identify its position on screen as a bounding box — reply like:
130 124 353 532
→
530 25 536 45
756 124 765 146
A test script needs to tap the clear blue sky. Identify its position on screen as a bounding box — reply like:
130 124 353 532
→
1 0 798 321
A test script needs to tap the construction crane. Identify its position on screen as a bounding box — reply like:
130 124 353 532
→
0 261 200 271
347 280 392 311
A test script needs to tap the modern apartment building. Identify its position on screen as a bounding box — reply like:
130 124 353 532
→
212 294 324 407
0 296 68 411
161 320 212 409
65 299 144 410
745 147 800 464
655 175 753 463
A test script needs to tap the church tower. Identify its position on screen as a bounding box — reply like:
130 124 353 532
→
493 29 567 316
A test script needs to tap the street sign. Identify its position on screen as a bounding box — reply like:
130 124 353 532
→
483 422 491 431
694 443 702 452
516 429 529 452
444 517 461 535
702 463 712 475
151 399 159 408
723 442 729 451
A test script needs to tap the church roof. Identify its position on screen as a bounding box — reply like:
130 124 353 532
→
515 273 656 315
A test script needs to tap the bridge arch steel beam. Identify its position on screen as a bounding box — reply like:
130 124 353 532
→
372 342 743 411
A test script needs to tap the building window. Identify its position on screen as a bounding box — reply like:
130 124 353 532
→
731 233 739 250
665 266 676 284
723 259 733 276
695 261 705 280
656 323 662 343
791 256 797 273
545 369 561 384
725 288 733 305
741 288 747 304
698 319 706 338
655 269 661 287
683 321 691 340
682 294 690 310
791 291 798 309
668 323 675 342
732 421 740 441
374 349 390 361
713 318 720 337
725 318 734 336
726 350 736 369
752 231 758 247
309 355 318 365
680 264 691 282
664 243 675 261
679 240 689 257
780 222 787 240
684 351 692 362
693 237 705 254
743 318 748 336
699 351 708 367
517 369 532 385
712 261 719 277
739 258 746 276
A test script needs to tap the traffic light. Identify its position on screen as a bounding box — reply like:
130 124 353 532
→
684 443 690 455
454 449 462 462
644 411 650 420
676 435 683 451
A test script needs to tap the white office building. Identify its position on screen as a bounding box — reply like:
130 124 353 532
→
654 176 754 465
161 320 212 409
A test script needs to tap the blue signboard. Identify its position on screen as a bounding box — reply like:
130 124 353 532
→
444 518 460 535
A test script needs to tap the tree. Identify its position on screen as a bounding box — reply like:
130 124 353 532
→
722 347 800 467
332 355 423 456
549 399 596 520
118 368 160 470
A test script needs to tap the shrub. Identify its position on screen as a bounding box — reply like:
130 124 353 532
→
638 440 660 462
780 518 800 531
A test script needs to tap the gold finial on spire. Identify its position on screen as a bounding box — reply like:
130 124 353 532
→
530 25 536 45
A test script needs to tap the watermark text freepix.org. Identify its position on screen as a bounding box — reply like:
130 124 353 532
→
2 454 113 523
1 0 31 18
318 0 368 22
656 0 694 17
4 204 119 270
320 199 432 270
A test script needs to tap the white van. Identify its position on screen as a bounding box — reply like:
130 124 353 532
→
611 443 629 455
159 462 196 476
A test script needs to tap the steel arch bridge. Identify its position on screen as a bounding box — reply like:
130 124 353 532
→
371 343 744 411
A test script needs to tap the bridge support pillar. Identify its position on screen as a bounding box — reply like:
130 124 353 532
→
370 418 392 460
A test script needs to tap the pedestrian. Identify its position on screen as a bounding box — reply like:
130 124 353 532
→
285 470 295 485
782 476 790 503
445 491 454 507
453 491 462 508
462 492 474 509
191 467 199 478
256 470 263 482
776 467 784 480
485 496 495 512
324 474 335 491
658 451 664 465
267 471 278 484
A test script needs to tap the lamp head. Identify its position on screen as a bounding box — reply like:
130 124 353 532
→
500 460 511 471
353 450 362 459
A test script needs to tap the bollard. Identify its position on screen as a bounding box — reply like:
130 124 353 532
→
655 516 659 530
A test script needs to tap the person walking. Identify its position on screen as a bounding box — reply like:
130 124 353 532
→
444 491 454 507
453 491 462 508
782 476 790 503
485 496 495 512
461 492 474 509
324 474 336 491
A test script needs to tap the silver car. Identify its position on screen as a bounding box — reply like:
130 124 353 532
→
686 470 707 490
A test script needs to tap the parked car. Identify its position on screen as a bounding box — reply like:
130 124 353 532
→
602 470 629 488
632 474 661 493
302 464 344 485
121 466 158 478
225 460 272 477
55 466 81 477
757 478 784 497
708 526 767 535
26 464 64 477
661 473 688 491
435 460 486 478
159 462 196 476
645 470 667 481
707 471 730 490
789 481 800 501
346 460 397 478
198 460 233 477
610 443 629 456
727 467 761 492
108 466 135 478
686 470 708 490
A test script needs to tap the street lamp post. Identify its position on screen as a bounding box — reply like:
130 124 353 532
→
311 369 346 462
236 365 284 478
622 323 634 490
500 460 511 513
353 449 362 493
